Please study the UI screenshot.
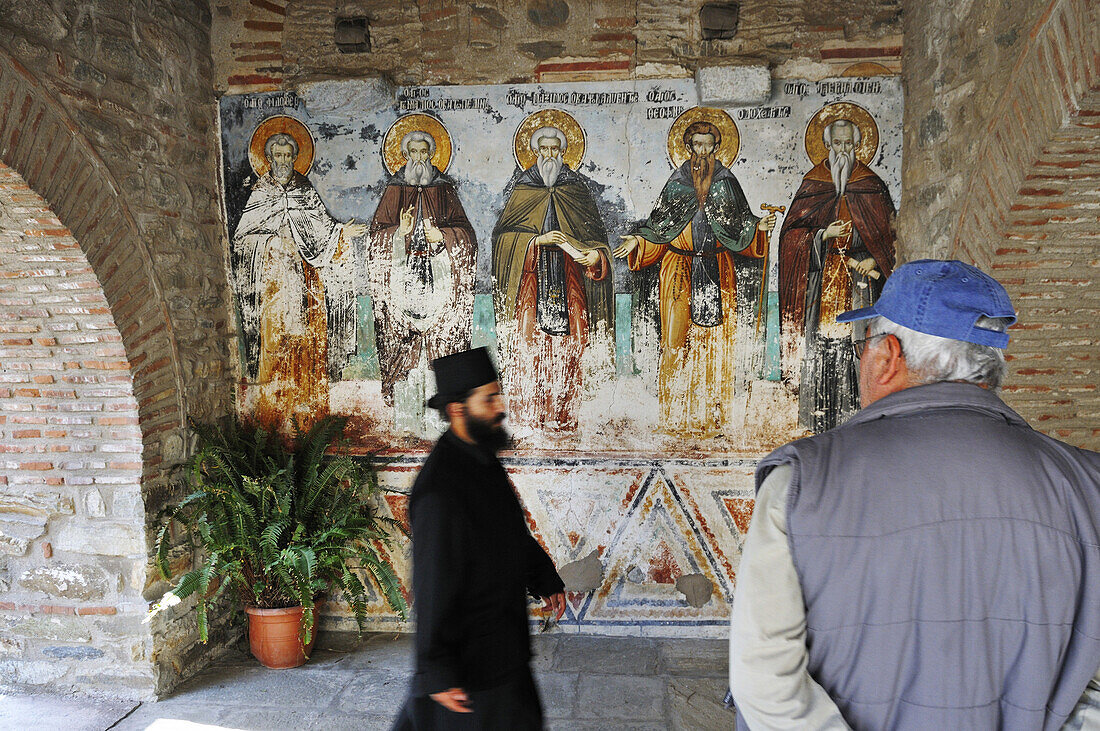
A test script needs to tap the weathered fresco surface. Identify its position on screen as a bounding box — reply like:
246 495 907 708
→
219 76 902 634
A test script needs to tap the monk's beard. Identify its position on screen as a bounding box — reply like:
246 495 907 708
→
690 153 715 207
406 160 434 186
829 149 854 197
538 156 562 186
272 161 293 185
467 412 511 454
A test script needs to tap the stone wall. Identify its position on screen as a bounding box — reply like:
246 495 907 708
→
0 0 234 698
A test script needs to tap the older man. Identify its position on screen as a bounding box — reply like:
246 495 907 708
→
368 130 477 409
232 131 366 427
778 118 896 433
492 126 613 432
729 260 1100 729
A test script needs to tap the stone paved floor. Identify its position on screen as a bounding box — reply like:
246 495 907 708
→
3 633 733 730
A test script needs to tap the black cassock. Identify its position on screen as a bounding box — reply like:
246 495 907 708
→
392 430 564 730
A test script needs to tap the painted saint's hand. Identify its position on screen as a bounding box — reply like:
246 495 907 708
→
614 235 640 258
397 205 416 237
757 212 777 232
343 219 368 240
430 687 472 714
823 220 851 241
853 256 877 276
576 249 601 267
535 231 569 247
424 225 444 244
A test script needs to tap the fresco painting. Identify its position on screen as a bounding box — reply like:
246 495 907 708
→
218 78 902 451
230 115 364 430
778 102 897 433
368 114 477 435
615 108 776 437
493 110 614 433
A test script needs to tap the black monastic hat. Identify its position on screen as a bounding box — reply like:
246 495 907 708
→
427 347 499 410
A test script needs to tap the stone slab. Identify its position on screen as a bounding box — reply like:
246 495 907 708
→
575 674 666 720
696 64 772 106
553 635 658 675
0 693 137 731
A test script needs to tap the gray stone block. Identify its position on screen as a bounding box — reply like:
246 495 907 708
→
0 693 137 731
536 671 578 719
696 64 772 106
668 676 731 730
657 638 728 677
19 564 110 601
575 674 666 720
553 635 658 675
42 645 105 660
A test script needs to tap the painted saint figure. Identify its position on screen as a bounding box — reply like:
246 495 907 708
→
778 113 896 433
492 119 613 432
368 125 476 408
232 126 364 429
615 115 775 435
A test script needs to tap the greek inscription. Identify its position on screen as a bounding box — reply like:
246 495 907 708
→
784 82 809 96
646 106 686 120
506 89 640 108
816 80 882 96
645 89 679 103
737 106 792 120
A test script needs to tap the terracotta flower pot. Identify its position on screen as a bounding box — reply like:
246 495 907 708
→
245 606 316 669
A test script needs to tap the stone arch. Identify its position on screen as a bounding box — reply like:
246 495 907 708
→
0 160 150 694
0 49 185 494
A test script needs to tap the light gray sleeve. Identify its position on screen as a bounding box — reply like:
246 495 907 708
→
729 463 851 730
1061 670 1100 730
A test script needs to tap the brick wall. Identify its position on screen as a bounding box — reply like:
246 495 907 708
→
0 161 151 696
901 0 1100 450
0 1 235 697
211 0 903 93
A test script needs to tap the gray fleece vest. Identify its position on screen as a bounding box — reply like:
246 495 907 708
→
754 382 1100 730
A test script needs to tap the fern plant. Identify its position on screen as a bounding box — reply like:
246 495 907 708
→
153 414 408 646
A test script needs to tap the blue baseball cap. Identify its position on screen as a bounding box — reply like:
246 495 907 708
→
837 259 1017 348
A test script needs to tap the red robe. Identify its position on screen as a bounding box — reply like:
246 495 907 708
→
778 160 896 369
368 169 476 404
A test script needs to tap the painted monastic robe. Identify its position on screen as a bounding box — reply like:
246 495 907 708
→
368 165 476 405
492 164 613 432
628 161 767 435
232 170 356 427
778 159 896 432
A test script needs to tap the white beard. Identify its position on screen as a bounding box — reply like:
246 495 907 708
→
829 149 853 197
405 160 434 186
538 156 562 186
272 161 293 185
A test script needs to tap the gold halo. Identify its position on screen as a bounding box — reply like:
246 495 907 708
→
248 115 315 177
667 107 740 168
382 114 453 175
805 102 880 165
513 109 586 171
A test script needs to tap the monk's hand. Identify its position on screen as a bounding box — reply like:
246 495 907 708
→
823 220 851 240
535 231 568 247
576 249 601 267
542 591 567 621
424 223 444 244
757 212 777 232
614 235 640 258
397 205 415 237
853 257 877 276
343 219 368 240
430 687 472 714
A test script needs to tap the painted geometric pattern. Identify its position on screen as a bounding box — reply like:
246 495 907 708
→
326 454 759 637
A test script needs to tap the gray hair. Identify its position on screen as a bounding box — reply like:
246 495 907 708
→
530 126 567 153
824 119 862 147
264 132 298 161
401 130 436 157
865 315 1011 389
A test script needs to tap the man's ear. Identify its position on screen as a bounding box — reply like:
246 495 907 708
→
445 401 465 421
